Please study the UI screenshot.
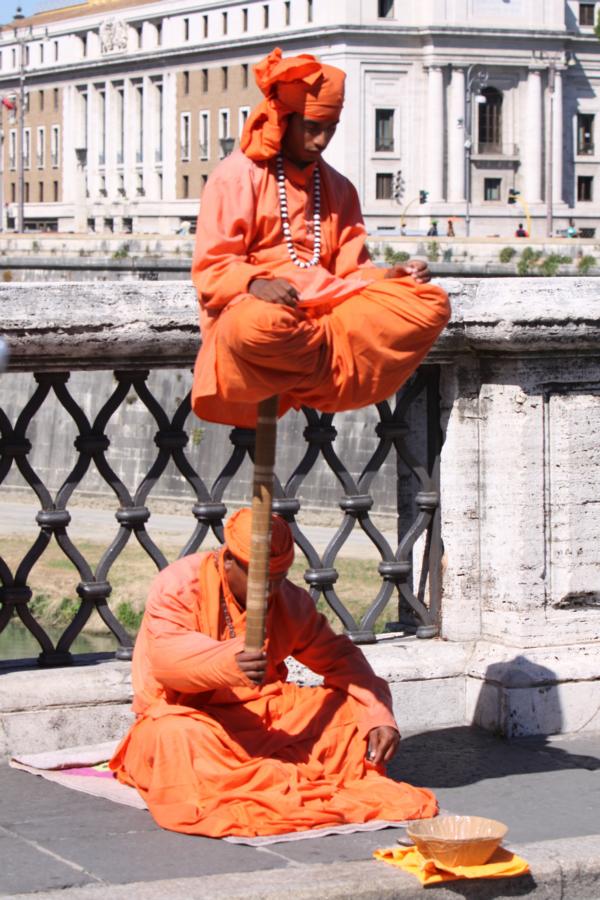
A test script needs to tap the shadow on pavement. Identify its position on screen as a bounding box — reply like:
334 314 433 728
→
388 725 600 789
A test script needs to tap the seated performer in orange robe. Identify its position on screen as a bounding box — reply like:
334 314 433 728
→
191 48 451 429
110 509 437 837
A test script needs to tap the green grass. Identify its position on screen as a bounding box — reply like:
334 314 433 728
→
2 537 397 638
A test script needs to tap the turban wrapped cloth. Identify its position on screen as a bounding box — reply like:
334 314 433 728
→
224 508 295 576
240 47 346 161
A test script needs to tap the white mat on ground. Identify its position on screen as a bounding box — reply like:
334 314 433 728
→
9 742 416 846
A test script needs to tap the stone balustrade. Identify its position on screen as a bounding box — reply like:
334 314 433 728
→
0 278 598 750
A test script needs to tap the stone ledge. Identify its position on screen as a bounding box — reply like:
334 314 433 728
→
1 278 598 370
8 835 600 899
2 637 599 756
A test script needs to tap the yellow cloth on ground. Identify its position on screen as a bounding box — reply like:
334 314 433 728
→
373 845 529 885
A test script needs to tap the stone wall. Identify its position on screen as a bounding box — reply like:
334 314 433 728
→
0 277 598 742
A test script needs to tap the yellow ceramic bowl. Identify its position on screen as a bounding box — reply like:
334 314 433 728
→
406 815 508 868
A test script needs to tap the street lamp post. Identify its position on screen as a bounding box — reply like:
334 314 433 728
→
12 6 31 234
464 64 488 238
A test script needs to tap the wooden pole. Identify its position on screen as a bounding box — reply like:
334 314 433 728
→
244 395 278 652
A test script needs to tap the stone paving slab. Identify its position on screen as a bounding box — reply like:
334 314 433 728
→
1 728 599 897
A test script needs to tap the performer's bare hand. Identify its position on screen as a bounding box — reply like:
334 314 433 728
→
249 278 300 307
385 259 431 284
235 649 268 685
366 726 400 765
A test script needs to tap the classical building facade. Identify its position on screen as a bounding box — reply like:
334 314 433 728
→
0 0 599 236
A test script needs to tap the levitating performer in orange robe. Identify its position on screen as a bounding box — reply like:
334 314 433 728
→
110 510 437 837
191 48 451 428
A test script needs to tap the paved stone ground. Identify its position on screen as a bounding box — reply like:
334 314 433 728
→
0 498 394 559
1 727 598 897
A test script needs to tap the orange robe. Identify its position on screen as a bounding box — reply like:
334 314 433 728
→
191 150 450 428
110 552 437 837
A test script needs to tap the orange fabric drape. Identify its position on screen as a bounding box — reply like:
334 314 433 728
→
240 47 345 161
109 552 438 837
190 150 450 428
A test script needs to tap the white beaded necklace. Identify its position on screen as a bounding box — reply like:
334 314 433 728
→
276 154 321 268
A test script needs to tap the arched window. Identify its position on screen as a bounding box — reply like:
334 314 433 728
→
478 87 502 153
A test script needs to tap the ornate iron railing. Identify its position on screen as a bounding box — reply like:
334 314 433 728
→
0 362 442 667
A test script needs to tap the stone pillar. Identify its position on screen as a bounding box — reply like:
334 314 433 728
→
552 68 564 205
448 67 466 202
426 65 445 201
525 67 543 203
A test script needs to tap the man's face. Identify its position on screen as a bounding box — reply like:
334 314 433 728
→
281 113 339 165
223 550 288 608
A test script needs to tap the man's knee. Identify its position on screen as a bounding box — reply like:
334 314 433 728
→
221 298 298 357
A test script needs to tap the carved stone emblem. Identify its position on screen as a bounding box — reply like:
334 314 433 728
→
100 18 128 54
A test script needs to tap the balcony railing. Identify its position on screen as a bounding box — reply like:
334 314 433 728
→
0 282 445 667
473 142 520 159
577 143 595 156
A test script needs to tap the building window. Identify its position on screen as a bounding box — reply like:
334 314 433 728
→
484 177 501 201
156 21 162 45
182 174 189 198
25 182 30 203
99 174 107 196
478 86 502 153
285 1 291 24
39 43 44 64
115 86 124 164
23 128 31 169
38 181 44 202
219 108 230 156
223 11 228 34
53 87 59 110
378 0 394 17
242 7 248 30
51 125 59 167
180 112 191 160
222 66 228 90
135 25 142 48
0 51 3 70
375 109 394 152
202 173 208 191
12 48 16 67
25 45 30 65
263 4 269 27
39 89 44 111
10 183 16 203
158 172 163 199
50 125 60 169
53 180 58 201
136 172 144 196
202 14 208 37
36 126 44 168
578 175 593 201
81 33 87 57
579 3 595 25
9 130 16 170
376 172 393 199
202 68 208 92
242 63 249 89
577 113 594 155
199 111 210 159
307 0 313 22
239 106 250 134
183 17 190 40
183 70 190 94
53 40 59 61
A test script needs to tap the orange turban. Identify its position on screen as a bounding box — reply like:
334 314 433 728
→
224 508 295 575
240 47 345 161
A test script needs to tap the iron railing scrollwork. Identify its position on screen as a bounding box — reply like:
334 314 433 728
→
0 364 443 666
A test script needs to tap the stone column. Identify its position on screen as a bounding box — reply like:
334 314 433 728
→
525 67 543 203
426 65 445 201
552 68 564 204
448 67 466 201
